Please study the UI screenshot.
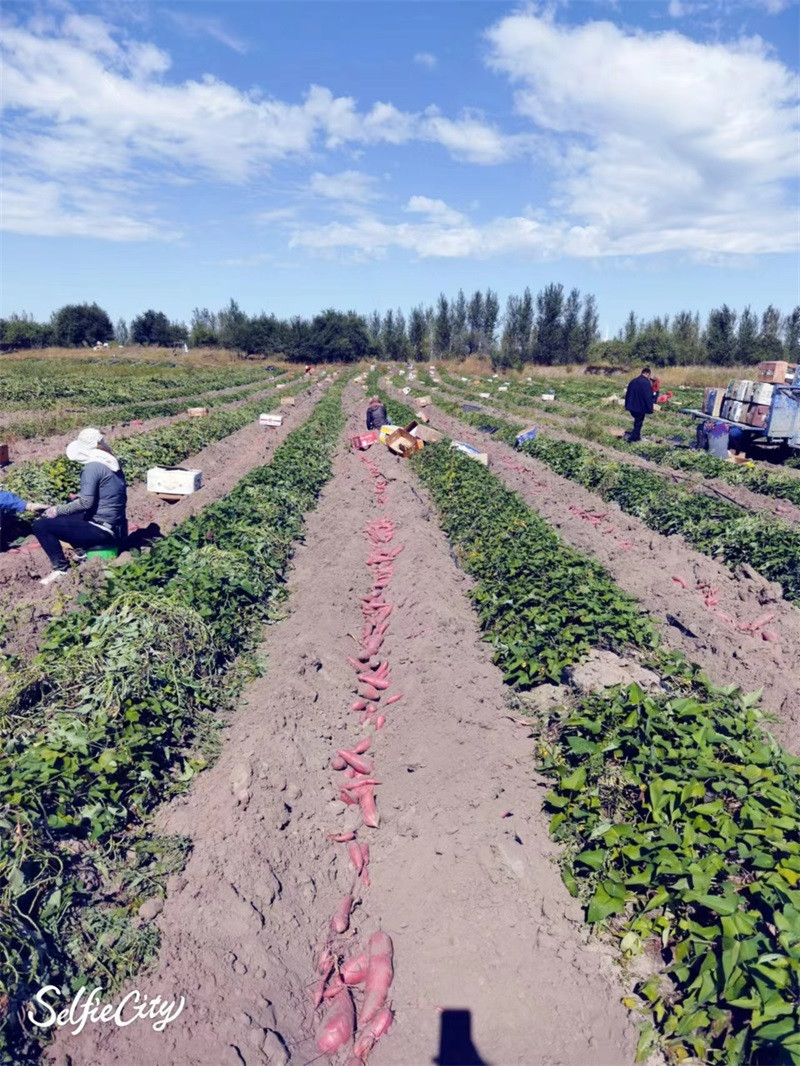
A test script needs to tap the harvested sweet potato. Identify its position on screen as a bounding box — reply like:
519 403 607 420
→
361 933 394 1024
354 1007 394 1059
330 895 354 934
342 952 369 986
316 987 355 1054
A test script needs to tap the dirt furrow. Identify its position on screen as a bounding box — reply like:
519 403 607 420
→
0 381 328 661
51 388 636 1066
387 387 800 752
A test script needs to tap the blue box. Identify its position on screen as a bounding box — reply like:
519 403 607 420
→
515 427 538 445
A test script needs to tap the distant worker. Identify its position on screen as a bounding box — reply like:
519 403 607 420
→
624 367 655 442
305 364 313 375
32 428 128 586
366 396 388 431
0 491 48 552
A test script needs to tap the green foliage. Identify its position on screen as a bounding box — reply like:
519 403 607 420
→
0 383 346 1059
52 304 113 348
540 682 800 1065
413 444 655 685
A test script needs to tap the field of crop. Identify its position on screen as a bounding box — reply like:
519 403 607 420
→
1 356 798 1066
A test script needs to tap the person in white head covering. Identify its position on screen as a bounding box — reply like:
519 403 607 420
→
33 428 128 585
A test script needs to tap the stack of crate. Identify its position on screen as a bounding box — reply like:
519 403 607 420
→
719 378 777 429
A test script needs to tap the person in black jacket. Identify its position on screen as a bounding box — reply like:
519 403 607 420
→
366 397 388 431
624 368 655 442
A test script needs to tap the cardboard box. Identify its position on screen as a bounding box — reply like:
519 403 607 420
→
728 400 746 423
379 424 400 442
279 396 296 407
746 403 771 429
703 388 724 417
417 395 432 407
541 393 555 401
147 467 202 495
259 413 283 427
757 361 790 384
385 427 422 457
351 431 379 450
752 381 775 406
451 441 489 466
410 424 444 444
187 407 209 417
414 410 430 423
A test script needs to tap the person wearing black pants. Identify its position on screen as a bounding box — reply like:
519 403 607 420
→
624 367 655 442
33 427 127 585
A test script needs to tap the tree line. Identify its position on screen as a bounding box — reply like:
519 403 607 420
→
2 293 798 367
599 305 800 367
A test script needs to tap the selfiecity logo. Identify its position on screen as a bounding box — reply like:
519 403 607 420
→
27 985 186 1036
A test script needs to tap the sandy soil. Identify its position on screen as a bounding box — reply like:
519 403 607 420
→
386 386 800 753
50 387 638 1066
0 382 327 662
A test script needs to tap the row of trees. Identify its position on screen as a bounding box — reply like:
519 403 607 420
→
0 305 187 351
2 296 799 367
599 305 800 367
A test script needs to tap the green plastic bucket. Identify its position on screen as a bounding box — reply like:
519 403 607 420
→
86 547 119 560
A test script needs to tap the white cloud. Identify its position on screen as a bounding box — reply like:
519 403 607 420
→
406 195 467 226
0 175 178 241
308 170 380 202
0 11 522 240
483 11 799 256
414 52 437 69
165 11 248 54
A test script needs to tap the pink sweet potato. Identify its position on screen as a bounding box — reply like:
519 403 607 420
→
316 987 355 1055
384 694 403 706
354 738 372 754
342 952 369 986
358 683 382 701
348 840 364 875
332 756 347 771
338 750 374 775
328 831 356 842
323 974 346 1000
375 714 386 729
359 784 380 829
351 700 368 712
762 628 780 642
360 933 394 1024
354 1007 394 1059
330 895 354 934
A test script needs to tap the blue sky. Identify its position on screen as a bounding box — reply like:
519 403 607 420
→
1 0 798 338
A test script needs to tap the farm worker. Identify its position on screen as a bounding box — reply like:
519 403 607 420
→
366 396 388 431
0 492 48 552
32 428 128 586
624 367 655 443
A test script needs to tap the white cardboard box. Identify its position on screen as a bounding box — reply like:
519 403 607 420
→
147 467 202 495
260 413 283 427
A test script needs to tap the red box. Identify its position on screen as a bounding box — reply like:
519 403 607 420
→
746 403 770 429
350 432 379 451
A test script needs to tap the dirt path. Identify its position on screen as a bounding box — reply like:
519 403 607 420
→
0 375 297 464
50 388 636 1066
387 386 800 752
433 384 800 527
0 382 328 662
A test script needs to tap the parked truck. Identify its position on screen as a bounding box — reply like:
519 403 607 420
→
680 360 800 461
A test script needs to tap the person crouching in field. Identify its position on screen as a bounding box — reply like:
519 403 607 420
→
624 367 655 442
33 428 128 586
366 396 388 431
